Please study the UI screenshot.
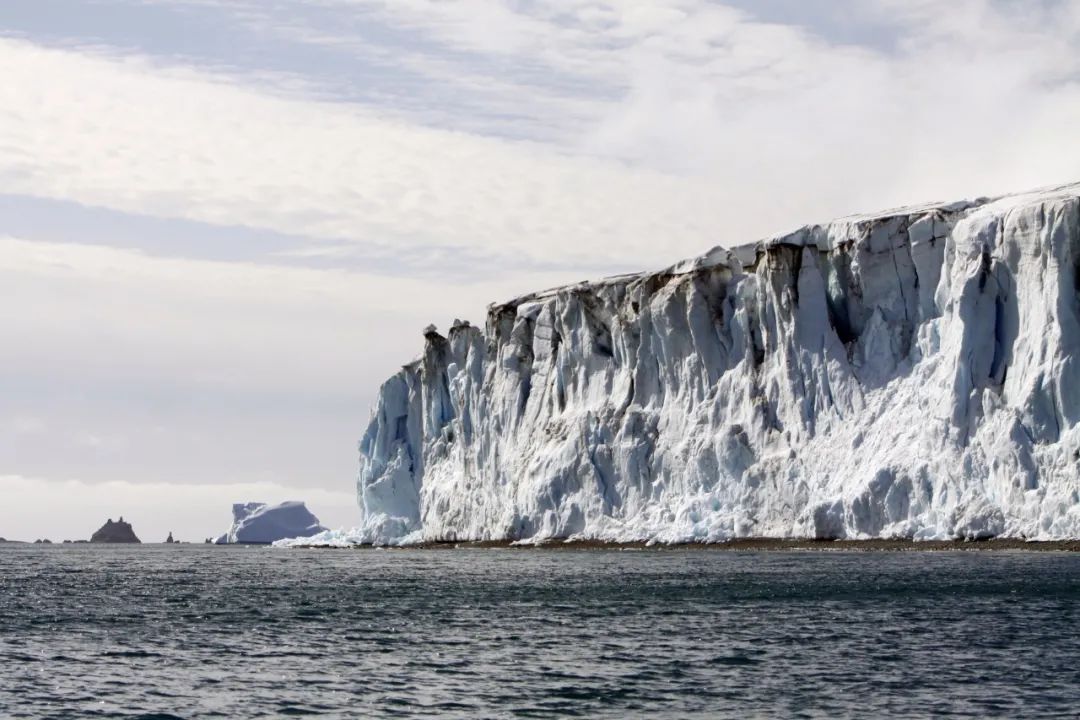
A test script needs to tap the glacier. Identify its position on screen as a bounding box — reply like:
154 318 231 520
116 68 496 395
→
215 502 327 544
328 182 1080 545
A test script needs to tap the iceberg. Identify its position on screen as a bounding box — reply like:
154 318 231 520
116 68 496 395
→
338 182 1080 545
214 502 327 544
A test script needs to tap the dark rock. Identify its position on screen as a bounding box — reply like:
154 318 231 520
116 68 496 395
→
90 516 141 544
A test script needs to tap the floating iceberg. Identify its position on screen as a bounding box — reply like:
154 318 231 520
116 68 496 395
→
332 182 1080 545
215 502 326 544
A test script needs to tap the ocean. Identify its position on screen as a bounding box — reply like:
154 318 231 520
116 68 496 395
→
1 544 1077 719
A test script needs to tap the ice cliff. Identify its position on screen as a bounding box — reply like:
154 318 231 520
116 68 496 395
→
340 182 1080 544
215 502 326 544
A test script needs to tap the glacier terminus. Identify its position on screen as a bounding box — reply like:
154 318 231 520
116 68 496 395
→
301 182 1080 546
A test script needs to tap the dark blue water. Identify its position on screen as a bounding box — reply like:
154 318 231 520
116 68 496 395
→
0 545 1077 719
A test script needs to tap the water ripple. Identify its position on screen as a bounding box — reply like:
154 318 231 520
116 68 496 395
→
0 545 1078 719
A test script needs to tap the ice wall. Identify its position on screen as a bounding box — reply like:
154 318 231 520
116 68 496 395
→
350 183 1080 543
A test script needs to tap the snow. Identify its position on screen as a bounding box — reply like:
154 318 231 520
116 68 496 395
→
214 501 326 544
329 182 1080 545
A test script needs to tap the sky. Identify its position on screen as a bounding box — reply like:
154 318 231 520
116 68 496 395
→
2 0 1079 542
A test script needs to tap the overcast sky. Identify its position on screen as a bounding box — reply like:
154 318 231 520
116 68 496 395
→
2 0 1078 542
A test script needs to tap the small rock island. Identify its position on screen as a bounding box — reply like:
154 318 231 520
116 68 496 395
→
90 517 141 543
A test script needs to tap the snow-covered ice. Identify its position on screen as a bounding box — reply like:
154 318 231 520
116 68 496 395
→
215 502 326 544
326 182 1080 545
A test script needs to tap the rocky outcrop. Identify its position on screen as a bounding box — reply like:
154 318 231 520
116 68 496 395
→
90 517 141 543
338 182 1080 545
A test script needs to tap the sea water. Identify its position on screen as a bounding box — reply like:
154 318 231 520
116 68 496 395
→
0 545 1077 719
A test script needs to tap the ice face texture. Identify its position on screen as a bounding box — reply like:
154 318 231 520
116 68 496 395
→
215 502 327 544
346 183 1080 545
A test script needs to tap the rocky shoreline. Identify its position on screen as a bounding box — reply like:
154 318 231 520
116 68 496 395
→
287 538 1080 551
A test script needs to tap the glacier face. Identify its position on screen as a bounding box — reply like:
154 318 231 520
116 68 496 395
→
347 183 1080 544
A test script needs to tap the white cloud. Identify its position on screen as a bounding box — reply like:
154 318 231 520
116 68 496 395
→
8 416 46 435
573 0 1080 206
0 235 581 380
317 1 1080 203
0 236 580 491
0 36 731 271
4 2 1078 282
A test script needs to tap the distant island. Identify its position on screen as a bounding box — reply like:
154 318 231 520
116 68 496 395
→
90 517 141 543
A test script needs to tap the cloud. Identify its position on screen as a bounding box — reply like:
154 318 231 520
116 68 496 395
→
574 0 1080 207
0 236 581 491
0 234 589 400
0 36 732 272
0 474 359 542
339 0 1080 202
8 416 46 435
5 2 1078 283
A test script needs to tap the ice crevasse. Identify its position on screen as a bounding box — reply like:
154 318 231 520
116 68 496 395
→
315 182 1080 545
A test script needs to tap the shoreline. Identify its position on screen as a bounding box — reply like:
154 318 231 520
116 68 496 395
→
288 538 1080 552
5 538 1077 551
